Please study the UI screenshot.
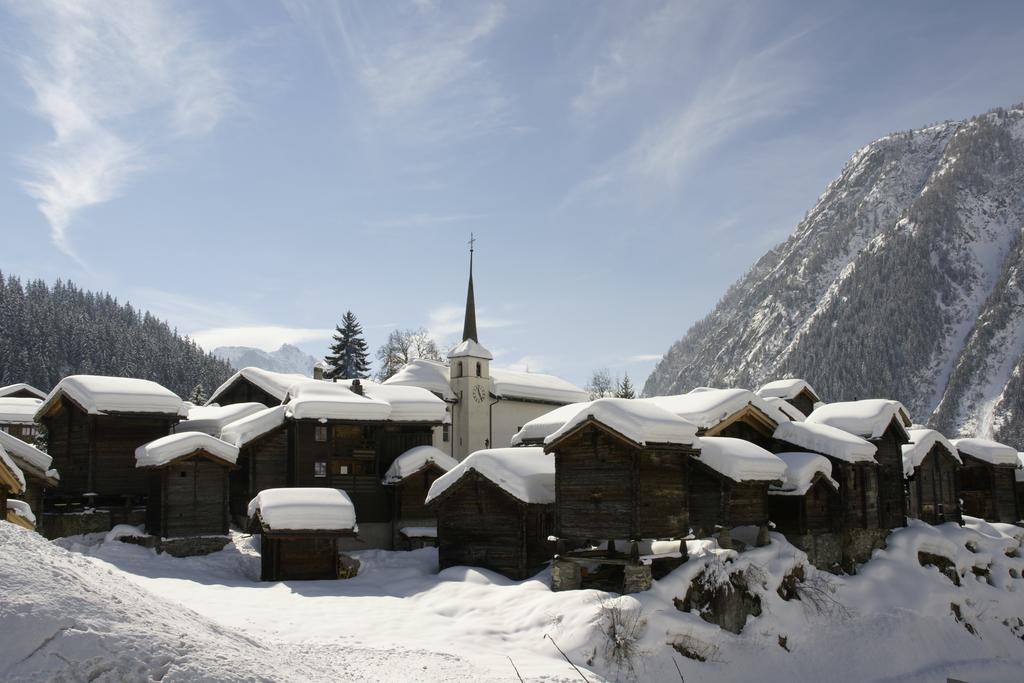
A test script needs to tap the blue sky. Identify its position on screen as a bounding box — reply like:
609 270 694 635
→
1 1 1022 388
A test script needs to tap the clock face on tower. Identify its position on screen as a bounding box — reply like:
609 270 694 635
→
473 385 488 403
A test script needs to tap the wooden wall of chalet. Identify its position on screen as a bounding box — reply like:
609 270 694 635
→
230 427 290 522
959 454 1019 523
767 477 840 536
1 423 38 443
0 486 7 522
553 424 690 541
871 423 909 529
42 399 175 502
215 380 280 408
291 421 433 524
1017 480 1024 520
433 472 554 580
786 392 816 418
906 446 961 525
711 420 774 450
394 465 445 521
146 457 231 538
688 460 771 536
260 532 341 581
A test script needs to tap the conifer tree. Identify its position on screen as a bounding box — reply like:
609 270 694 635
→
188 383 207 405
616 372 636 399
325 311 371 379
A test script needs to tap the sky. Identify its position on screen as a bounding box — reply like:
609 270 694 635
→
1 1 1023 390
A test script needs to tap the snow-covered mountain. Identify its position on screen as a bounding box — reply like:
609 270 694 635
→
212 344 320 377
644 104 1024 444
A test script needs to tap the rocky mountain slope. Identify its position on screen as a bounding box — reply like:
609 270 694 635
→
213 343 320 376
644 105 1024 442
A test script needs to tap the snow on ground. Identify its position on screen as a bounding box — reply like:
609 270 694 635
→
3 518 1024 682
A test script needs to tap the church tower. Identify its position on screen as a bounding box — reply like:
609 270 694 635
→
449 234 493 460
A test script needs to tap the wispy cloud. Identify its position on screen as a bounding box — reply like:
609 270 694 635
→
624 354 662 363
564 4 817 207
9 0 234 259
190 326 333 352
282 1 509 144
427 303 518 343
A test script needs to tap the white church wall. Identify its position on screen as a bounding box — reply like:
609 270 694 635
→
491 400 562 449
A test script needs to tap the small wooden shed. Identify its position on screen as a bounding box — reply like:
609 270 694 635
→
427 447 555 580
249 487 357 581
0 430 59 520
206 367 307 407
35 375 184 505
805 400 911 530
756 379 822 418
382 445 458 548
901 429 962 525
136 432 239 538
688 436 787 538
0 383 48 400
767 452 841 536
1 446 27 528
952 437 1021 523
220 406 290 524
0 397 43 443
773 420 880 530
543 398 699 544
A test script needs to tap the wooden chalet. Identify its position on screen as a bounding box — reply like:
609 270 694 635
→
0 446 28 528
773 420 881 531
901 429 962 525
688 436 787 539
206 367 307 408
0 430 59 520
0 383 48 400
35 376 184 506
174 402 266 436
646 388 785 451
381 445 458 549
249 487 357 581
0 397 43 443
220 379 446 547
805 400 911 530
952 438 1021 523
136 432 239 538
756 379 822 418
426 447 556 580
767 452 841 537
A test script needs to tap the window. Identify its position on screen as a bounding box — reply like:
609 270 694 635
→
476 362 482 377
442 423 450 443
314 462 327 478
315 426 328 442
457 361 463 377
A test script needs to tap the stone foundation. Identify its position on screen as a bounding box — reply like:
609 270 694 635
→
787 532 843 571
841 528 890 570
551 559 582 591
622 564 652 594
41 509 112 539
119 535 231 557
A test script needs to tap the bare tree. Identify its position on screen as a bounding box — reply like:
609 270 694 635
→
375 327 443 381
586 368 615 400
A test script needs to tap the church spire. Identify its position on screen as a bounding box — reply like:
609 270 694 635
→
462 233 479 342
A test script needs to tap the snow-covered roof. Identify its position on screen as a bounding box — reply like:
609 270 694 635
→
901 428 961 477
135 432 239 468
1017 453 1024 483
543 398 698 448
805 399 909 440
756 379 820 402
448 338 493 360
951 437 1019 466
511 401 593 446
383 445 459 485
0 383 47 400
769 452 839 496
490 368 588 405
6 498 35 526
426 447 554 505
0 446 26 493
0 431 56 483
693 436 787 482
761 397 806 422
207 367 310 406
248 487 356 531
773 420 877 463
220 405 288 448
644 388 783 431
383 359 457 401
174 403 267 436
0 397 42 424
285 380 445 423
37 375 185 418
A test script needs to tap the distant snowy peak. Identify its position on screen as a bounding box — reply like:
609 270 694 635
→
213 344 320 376
644 104 1024 446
